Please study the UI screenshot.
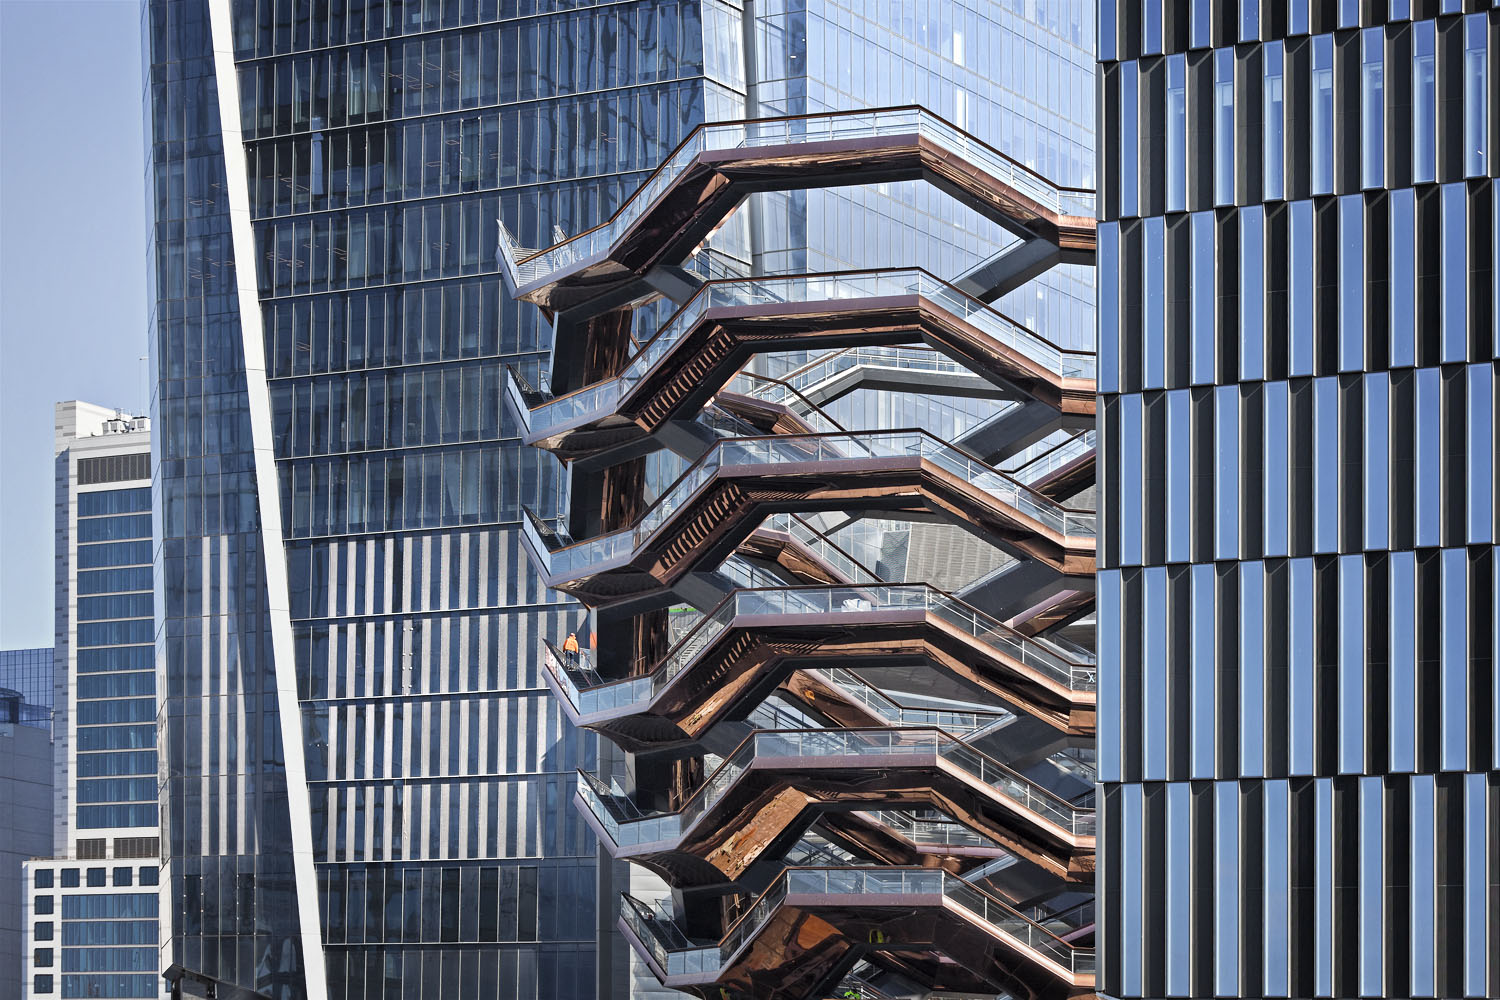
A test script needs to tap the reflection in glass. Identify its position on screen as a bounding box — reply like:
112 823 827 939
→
1338 196 1363 372
1314 777 1334 995
1263 381 1289 557
1288 201 1314 376
1213 782 1238 994
1464 17 1488 178
1167 390 1192 562
1143 567 1167 779
1388 551 1417 772
1191 212 1215 383
1262 781 1289 995
1463 774 1488 994
1440 548 1467 770
1239 564 1264 776
1215 51 1235 206
1191 564 1216 779
1410 774 1436 996
1144 218 1164 388
1361 30 1383 188
1313 378 1338 554
1441 184 1467 363
1289 559 1314 774
1121 62 1139 217
1215 386 1239 560
1311 37 1334 195
1166 783 1191 994
1416 368 1442 546
1389 189 1416 368
1358 777 1383 995
1413 22 1436 183
1467 366 1493 543
1240 207 1264 381
1263 44 1283 201
1338 555 1364 773
1167 55 1187 211
1364 373 1389 550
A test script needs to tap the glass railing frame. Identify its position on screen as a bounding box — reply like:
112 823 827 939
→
534 427 1096 579
619 865 1095 981
512 269 1095 442
576 725 1096 851
539 582 1097 722
508 106 1096 286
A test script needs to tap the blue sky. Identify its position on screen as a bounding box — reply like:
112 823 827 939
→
1 0 147 648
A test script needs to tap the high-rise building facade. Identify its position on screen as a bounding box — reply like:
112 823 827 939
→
2 683 54 1000
22 404 161 1000
143 2 744 998
1098 4 1498 998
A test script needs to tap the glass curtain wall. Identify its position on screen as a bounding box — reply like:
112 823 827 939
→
147 1 737 998
1098 5 1499 998
144 1 310 996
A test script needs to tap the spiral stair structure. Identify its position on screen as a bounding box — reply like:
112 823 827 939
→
502 107 1097 1000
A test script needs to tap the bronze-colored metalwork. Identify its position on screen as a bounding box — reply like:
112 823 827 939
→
508 109 1095 313
514 279 1094 461
576 729 1093 886
541 605 1095 753
505 106 1100 1000
526 445 1095 606
618 869 1095 1000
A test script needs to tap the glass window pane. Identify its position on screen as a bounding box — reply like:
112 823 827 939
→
1361 30 1384 188
1413 22 1436 183
1263 43 1284 201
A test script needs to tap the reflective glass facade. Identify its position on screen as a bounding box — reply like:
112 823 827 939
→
0 648 54 732
146 2 740 998
1098 4 1499 998
144 1 314 993
72 484 157 835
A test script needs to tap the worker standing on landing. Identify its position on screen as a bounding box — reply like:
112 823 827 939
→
562 631 580 667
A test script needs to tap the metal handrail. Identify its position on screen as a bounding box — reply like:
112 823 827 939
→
506 106 1096 285
541 582 1097 724
511 268 1095 441
576 725 1096 852
525 428 1097 582
619 865 1095 979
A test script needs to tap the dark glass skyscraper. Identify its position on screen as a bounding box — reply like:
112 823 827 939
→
145 2 734 998
147 1 1101 997
1098 4 1498 998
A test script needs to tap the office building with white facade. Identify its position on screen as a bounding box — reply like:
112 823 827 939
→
22 403 160 1000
